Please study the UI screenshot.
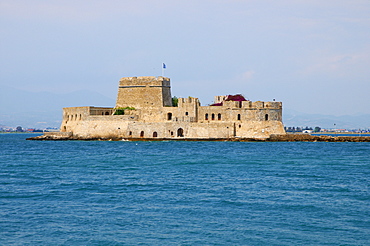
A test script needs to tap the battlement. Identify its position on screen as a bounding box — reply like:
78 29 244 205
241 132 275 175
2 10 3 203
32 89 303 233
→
211 95 281 109
119 76 170 87
55 75 285 140
214 95 227 104
178 97 200 106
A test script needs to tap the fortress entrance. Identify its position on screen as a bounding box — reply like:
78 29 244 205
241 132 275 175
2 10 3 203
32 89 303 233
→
177 128 184 137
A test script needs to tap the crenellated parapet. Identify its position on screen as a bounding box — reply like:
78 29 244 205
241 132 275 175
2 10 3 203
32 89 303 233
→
177 97 200 106
54 76 285 139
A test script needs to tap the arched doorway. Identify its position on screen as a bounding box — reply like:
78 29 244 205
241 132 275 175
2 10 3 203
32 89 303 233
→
177 128 184 137
140 131 144 137
153 132 158 137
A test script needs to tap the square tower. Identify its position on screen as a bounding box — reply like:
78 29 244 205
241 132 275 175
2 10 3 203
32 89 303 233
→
115 76 172 109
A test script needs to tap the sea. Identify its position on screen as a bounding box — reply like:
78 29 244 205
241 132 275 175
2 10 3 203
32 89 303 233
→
1 134 369 245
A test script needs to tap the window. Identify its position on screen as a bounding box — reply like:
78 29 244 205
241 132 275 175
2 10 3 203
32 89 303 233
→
177 128 184 137
129 131 132 136
205 113 208 120
218 113 221 120
237 114 241 120
153 132 158 137
211 113 215 120
185 112 188 116
140 131 144 137
167 112 172 120
265 114 269 121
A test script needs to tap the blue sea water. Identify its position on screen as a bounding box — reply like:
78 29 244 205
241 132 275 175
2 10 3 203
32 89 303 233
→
1 134 369 245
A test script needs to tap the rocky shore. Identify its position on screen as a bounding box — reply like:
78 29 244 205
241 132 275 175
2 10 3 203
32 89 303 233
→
27 133 370 142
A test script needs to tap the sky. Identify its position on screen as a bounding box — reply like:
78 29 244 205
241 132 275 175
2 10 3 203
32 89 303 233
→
1 0 370 116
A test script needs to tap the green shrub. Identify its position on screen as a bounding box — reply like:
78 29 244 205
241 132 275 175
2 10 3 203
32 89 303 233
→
172 96 178 107
114 107 136 115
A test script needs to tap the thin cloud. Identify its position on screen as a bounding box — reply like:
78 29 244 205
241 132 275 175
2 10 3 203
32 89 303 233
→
300 49 370 78
241 70 255 81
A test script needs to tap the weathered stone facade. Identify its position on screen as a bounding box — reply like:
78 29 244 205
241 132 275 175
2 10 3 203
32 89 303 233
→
57 76 286 140
55 76 285 140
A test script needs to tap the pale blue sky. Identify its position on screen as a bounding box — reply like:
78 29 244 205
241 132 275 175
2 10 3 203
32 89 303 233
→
1 0 369 116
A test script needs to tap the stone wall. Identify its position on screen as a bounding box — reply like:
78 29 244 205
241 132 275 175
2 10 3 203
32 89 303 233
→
116 76 172 109
59 116 284 140
56 76 286 140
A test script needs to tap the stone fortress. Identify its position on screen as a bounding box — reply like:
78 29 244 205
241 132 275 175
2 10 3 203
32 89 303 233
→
44 76 286 140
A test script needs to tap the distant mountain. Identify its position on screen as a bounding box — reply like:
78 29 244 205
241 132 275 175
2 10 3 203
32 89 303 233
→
283 109 370 129
0 86 115 128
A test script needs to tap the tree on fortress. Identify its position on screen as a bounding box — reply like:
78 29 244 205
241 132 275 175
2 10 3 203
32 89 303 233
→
172 96 178 107
113 107 136 115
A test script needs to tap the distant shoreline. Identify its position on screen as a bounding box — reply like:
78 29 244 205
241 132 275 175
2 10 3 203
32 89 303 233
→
27 134 370 142
0 132 42 134
311 132 370 137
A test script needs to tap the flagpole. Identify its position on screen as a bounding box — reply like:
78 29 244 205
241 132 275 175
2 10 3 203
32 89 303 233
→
162 63 166 77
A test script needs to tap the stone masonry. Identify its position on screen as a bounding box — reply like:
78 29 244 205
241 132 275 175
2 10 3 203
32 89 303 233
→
57 76 286 140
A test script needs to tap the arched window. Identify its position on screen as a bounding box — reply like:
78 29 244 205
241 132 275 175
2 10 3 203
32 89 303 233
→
177 128 184 137
237 114 241 120
211 113 215 120
129 131 132 136
185 112 188 116
218 113 221 120
205 113 208 120
265 114 269 121
167 112 172 120
153 132 158 137
140 131 144 137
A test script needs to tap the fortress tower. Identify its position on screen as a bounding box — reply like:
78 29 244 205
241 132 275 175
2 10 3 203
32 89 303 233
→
115 76 172 109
